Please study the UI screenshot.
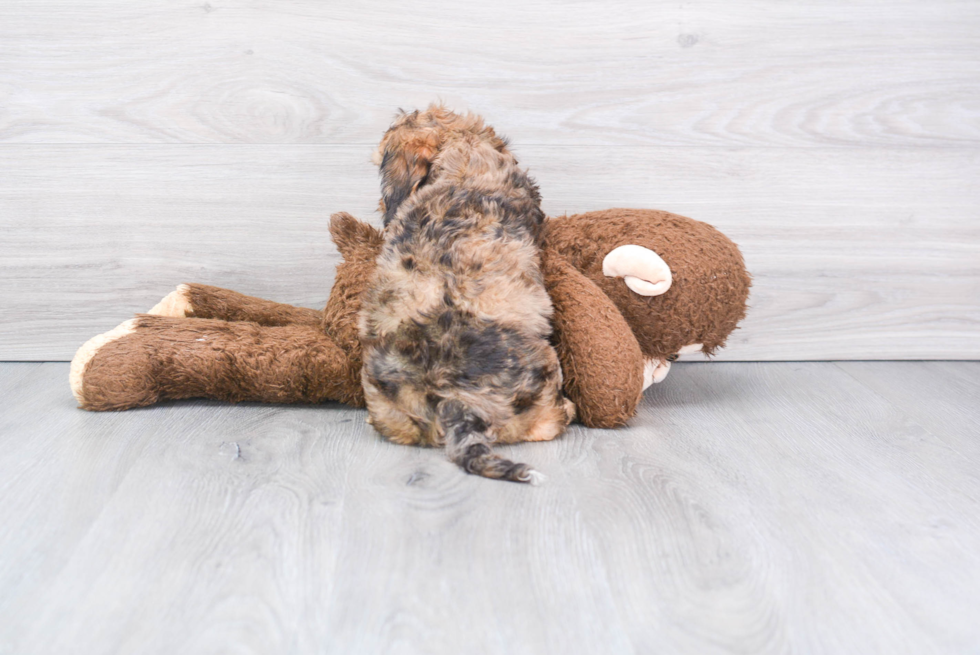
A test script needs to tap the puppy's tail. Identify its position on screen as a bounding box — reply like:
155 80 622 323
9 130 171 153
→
436 399 545 485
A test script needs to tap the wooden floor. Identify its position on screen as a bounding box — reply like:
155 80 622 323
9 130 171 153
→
2 362 979 653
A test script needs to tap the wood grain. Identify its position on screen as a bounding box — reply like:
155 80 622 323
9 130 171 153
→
1 0 978 360
317 434 632 654
1 365 365 653
1 145 977 361
2 362 979 653
834 361 980 460
0 1 978 146
560 361 980 652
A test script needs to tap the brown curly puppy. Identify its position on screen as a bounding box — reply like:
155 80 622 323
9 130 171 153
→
359 105 575 484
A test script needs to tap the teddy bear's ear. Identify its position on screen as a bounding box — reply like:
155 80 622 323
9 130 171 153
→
602 245 673 296
541 251 644 428
329 212 383 260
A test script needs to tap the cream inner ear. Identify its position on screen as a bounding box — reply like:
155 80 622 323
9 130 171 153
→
602 245 672 297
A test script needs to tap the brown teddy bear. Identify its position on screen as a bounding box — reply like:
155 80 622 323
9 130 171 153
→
69 208 750 429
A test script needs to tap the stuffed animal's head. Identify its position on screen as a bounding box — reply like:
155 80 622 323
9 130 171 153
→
543 208 751 380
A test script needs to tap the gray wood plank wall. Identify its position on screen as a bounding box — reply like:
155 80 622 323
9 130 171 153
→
1 0 978 360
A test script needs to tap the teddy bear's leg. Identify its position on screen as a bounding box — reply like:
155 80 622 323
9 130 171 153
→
146 212 383 331
542 251 645 429
148 283 324 327
602 245 672 296
70 315 363 411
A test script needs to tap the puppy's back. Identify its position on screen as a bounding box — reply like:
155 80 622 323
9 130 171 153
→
360 106 573 483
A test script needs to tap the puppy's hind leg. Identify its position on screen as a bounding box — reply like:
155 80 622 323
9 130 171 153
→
438 400 545 485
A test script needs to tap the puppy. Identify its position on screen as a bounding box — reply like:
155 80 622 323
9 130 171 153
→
359 105 575 484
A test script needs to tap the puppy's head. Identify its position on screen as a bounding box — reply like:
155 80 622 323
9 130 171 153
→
373 104 509 225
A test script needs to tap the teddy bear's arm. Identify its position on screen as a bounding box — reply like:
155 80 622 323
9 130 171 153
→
142 211 386 332
147 283 324 327
541 250 645 429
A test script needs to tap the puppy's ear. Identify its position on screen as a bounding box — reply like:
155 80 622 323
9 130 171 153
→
378 132 439 225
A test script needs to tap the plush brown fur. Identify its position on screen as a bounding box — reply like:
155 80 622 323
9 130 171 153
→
73 207 749 435
183 284 323 327
321 212 385 405
360 107 573 483
544 209 752 361
541 248 644 428
75 213 380 413
79 315 356 410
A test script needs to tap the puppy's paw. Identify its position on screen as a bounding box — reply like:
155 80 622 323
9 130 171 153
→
148 284 193 317
562 396 577 425
602 245 672 296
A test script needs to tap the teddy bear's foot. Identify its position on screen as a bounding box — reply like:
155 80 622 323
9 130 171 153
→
69 318 142 408
602 245 672 296
641 344 705 390
642 358 671 389
148 284 193 317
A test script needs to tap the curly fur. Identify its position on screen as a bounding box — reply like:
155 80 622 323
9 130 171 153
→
359 105 574 483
